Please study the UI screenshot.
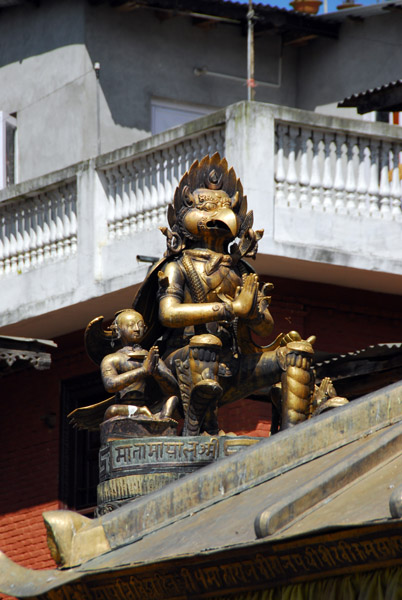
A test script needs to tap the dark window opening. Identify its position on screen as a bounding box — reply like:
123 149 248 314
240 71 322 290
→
0 112 16 189
376 111 390 124
60 371 104 516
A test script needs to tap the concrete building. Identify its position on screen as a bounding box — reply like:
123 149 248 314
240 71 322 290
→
0 0 401 590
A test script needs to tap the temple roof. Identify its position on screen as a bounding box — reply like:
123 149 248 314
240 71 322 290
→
1 379 402 598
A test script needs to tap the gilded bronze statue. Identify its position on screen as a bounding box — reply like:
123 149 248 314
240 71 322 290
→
136 153 317 435
73 153 344 436
69 309 179 430
42 153 348 567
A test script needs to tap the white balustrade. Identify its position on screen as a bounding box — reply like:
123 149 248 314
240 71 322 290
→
103 128 225 239
334 133 346 215
0 181 77 276
390 145 402 220
1 104 401 288
274 121 402 221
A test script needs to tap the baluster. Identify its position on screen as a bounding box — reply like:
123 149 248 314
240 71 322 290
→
356 140 369 215
169 146 180 205
161 148 172 216
70 186 78 254
298 129 311 210
114 168 124 238
2 211 10 274
184 139 195 173
322 132 335 212
53 190 65 259
211 130 221 156
390 145 402 221
141 159 152 230
195 135 204 159
167 147 178 210
216 128 225 157
3 211 11 274
61 185 71 257
368 139 380 217
22 202 32 269
119 164 131 237
344 136 357 215
142 159 152 230
275 124 286 207
35 196 45 265
155 150 167 224
8 210 18 273
135 159 145 232
210 129 222 157
47 193 58 260
285 126 298 208
379 141 391 219
42 194 52 262
310 130 323 210
207 131 217 158
105 169 117 239
333 133 347 214
15 205 24 272
14 206 24 272
28 199 38 267
125 161 138 233
147 154 159 227
0 212 5 274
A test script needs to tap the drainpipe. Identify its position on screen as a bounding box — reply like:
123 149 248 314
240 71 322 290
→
247 0 255 101
94 62 101 156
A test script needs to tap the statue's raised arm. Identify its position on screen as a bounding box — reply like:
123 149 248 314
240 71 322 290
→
132 154 338 436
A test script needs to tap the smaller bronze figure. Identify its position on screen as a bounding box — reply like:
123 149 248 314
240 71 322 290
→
69 309 179 430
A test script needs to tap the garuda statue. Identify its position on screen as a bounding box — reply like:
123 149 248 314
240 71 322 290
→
74 153 339 436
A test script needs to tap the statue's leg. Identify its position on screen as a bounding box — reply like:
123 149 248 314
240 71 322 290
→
220 350 282 407
277 341 315 428
219 343 314 431
184 334 223 436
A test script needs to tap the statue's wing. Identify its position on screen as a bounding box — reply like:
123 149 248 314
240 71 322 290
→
132 257 168 350
68 396 117 431
85 316 120 366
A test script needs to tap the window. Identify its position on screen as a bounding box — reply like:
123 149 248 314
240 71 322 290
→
0 112 16 189
151 99 214 135
59 371 104 515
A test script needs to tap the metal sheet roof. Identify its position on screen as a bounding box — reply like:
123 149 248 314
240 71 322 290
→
338 80 402 114
1 380 402 597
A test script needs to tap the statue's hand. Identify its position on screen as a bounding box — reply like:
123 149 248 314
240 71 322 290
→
143 346 159 375
232 274 259 319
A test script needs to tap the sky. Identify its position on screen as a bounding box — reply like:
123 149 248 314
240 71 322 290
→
235 0 379 16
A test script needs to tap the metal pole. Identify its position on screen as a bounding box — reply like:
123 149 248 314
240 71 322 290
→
247 0 255 101
94 62 101 156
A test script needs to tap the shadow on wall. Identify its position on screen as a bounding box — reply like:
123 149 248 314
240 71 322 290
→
1 0 284 134
84 4 281 130
0 0 85 69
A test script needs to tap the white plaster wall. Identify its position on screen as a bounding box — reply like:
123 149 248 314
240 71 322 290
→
0 102 401 340
0 0 298 184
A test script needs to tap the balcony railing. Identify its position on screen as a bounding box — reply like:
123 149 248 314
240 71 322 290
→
104 128 225 241
0 181 77 275
0 101 401 331
275 120 402 219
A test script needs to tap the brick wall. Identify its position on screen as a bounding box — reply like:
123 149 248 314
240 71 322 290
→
0 331 96 599
219 400 272 437
0 276 401 597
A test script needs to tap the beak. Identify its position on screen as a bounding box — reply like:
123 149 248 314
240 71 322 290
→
206 208 239 237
